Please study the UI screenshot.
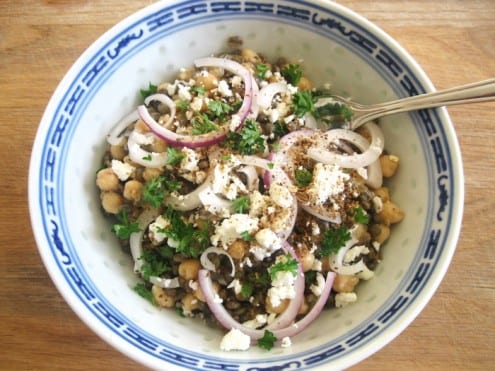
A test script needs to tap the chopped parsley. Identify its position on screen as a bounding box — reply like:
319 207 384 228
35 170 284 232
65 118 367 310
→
133 282 156 306
140 82 157 100
208 100 233 119
232 196 250 214
320 226 351 257
255 63 270 79
162 206 210 258
142 175 181 208
314 102 354 122
258 330 277 350
139 246 173 280
192 113 219 135
304 270 317 287
112 209 140 239
240 230 254 241
191 85 206 95
269 254 298 279
353 206 370 224
226 119 266 155
176 99 189 111
240 282 253 299
166 147 186 166
273 121 289 138
142 154 152 161
294 167 313 187
292 90 315 117
281 63 302 86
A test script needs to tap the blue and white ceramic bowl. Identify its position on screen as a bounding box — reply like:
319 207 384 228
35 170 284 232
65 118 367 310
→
29 0 464 369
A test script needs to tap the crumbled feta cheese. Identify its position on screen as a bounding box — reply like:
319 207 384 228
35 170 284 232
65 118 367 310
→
255 228 282 251
220 328 251 351
343 245 369 264
211 162 247 200
268 265 297 308
307 163 350 205
372 196 383 213
188 280 198 291
211 214 259 248
242 314 268 329
178 84 192 101
335 292 357 308
310 272 326 296
218 80 233 97
287 84 298 94
229 114 242 132
249 191 268 217
132 131 155 145
148 215 170 244
190 96 203 112
281 336 292 348
111 159 135 181
231 75 242 88
213 294 223 304
372 241 381 252
167 81 177 96
269 184 293 208
227 279 242 295
180 147 200 172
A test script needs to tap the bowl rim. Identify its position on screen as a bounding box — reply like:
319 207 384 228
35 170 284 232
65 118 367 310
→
28 0 464 369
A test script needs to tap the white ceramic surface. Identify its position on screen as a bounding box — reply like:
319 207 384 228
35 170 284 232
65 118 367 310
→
29 0 464 369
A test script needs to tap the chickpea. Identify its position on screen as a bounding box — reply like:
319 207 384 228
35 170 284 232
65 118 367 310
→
123 180 143 203
96 168 120 192
143 167 163 182
298 76 313 91
195 72 219 90
194 281 219 302
374 187 390 202
379 201 405 224
266 296 290 314
373 224 391 244
150 137 168 153
110 144 126 160
333 275 359 293
178 259 201 281
135 119 150 133
227 240 248 260
298 297 309 315
353 223 371 244
380 154 399 178
182 292 200 313
300 252 315 273
241 48 262 64
100 191 123 214
177 67 193 81
152 285 176 308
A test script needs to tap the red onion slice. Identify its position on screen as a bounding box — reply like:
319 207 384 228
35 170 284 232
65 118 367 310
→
200 247 236 277
166 172 214 211
307 122 384 169
127 129 168 168
198 186 233 215
258 82 289 110
107 109 139 146
129 208 159 274
328 226 368 275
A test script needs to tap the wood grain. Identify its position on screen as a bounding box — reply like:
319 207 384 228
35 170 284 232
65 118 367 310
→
1 1 493 370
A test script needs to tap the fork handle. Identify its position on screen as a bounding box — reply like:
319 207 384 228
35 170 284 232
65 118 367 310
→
352 77 495 129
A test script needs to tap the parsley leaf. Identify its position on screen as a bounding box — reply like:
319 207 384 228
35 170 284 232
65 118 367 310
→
258 330 277 350
192 86 206 95
166 147 186 166
162 206 210 258
304 270 317 287
232 196 250 214
142 175 180 208
226 119 266 155
140 82 157 100
315 102 354 122
240 231 254 241
142 154 152 161
176 99 189 111
208 100 233 119
192 113 219 135
353 206 370 224
292 90 315 117
133 282 156 306
269 254 298 280
294 167 313 187
255 63 270 79
281 63 302 86
240 282 253 299
320 226 351 257
273 121 289 138
112 209 140 239
139 246 173 280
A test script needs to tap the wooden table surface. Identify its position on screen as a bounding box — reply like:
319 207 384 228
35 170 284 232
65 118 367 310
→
1 0 494 370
